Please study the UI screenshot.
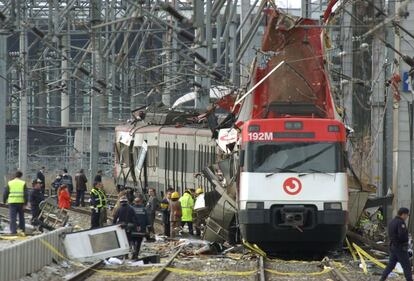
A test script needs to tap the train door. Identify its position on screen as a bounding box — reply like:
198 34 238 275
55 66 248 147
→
195 129 215 191
175 133 194 192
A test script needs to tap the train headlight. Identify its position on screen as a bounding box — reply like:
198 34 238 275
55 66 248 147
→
246 202 264 209
324 202 342 210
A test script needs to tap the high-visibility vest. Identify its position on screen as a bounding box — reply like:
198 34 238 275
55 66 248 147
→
91 188 107 208
97 189 107 208
179 192 194 222
7 178 25 204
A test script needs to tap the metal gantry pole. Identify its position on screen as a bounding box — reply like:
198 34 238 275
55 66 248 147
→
18 0 28 178
341 5 353 128
370 0 386 196
61 27 70 127
301 0 310 18
384 0 395 212
392 0 402 214
239 0 255 85
89 0 102 182
0 30 8 191
162 0 174 107
194 0 208 109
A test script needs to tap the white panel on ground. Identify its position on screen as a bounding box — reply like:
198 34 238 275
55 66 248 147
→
63 225 130 262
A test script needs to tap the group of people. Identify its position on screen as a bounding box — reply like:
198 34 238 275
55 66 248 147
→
109 186 204 259
2 168 106 234
51 168 103 208
159 187 204 238
4 168 414 278
112 194 148 259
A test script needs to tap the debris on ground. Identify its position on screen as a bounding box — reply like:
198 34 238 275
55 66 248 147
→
104 257 124 265
356 207 386 242
63 224 130 262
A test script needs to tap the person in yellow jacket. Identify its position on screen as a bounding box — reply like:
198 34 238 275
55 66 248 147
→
3 171 29 234
179 189 194 235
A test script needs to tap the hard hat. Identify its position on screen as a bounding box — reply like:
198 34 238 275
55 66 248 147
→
196 188 203 195
119 196 128 203
171 192 180 199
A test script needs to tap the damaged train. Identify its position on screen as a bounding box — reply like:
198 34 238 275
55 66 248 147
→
114 8 349 252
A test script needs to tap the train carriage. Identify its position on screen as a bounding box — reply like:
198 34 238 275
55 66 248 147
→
115 124 217 197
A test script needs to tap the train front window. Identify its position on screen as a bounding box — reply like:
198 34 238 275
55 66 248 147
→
245 142 345 173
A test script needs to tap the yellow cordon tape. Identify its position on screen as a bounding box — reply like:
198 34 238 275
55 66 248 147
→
352 243 388 269
242 240 338 277
355 245 368 274
165 267 257 276
89 268 159 277
242 239 267 257
39 239 158 276
346 238 357 261
265 267 332 276
164 265 332 276
0 235 29 241
39 238 338 277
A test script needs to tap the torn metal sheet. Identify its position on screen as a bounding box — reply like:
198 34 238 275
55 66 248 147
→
348 191 369 227
216 128 238 153
63 225 130 262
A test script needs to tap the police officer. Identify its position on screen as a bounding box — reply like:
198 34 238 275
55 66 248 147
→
380 207 413 281
95 182 108 226
131 194 149 259
3 171 29 234
90 182 105 228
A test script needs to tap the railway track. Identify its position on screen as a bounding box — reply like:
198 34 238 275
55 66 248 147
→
255 255 352 281
150 246 183 281
66 261 104 281
0 201 110 218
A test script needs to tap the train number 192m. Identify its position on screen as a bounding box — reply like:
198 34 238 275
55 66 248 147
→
248 132 273 141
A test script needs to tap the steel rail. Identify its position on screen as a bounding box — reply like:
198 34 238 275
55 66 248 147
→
150 246 183 281
258 256 266 281
324 258 351 281
0 202 115 224
66 260 103 281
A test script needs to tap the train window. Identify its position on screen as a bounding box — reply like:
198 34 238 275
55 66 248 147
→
147 146 158 168
205 145 208 167
172 142 176 189
165 141 169 189
181 143 184 189
120 145 130 167
198 144 201 172
174 142 179 190
184 143 187 188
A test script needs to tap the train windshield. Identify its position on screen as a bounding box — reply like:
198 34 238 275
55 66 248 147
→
245 142 345 173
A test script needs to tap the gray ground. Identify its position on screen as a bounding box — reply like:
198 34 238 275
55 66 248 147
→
0 213 408 281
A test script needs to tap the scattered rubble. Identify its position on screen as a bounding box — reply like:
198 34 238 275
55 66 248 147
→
19 261 81 281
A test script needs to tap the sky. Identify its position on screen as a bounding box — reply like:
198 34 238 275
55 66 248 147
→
276 0 303 8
